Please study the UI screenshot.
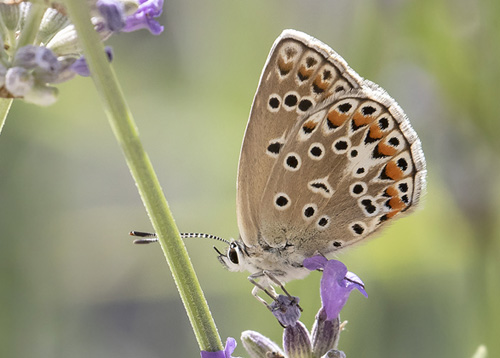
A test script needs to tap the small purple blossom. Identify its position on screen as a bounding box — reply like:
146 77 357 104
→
201 337 236 358
97 0 127 32
242 307 345 358
303 256 368 321
70 46 114 77
123 0 164 35
270 294 302 327
13 45 60 74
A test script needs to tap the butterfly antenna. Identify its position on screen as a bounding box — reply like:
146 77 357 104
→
129 231 158 244
129 231 230 245
180 232 230 245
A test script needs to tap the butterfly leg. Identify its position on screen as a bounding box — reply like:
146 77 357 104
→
248 273 279 311
248 271 302 327
262 270 303 312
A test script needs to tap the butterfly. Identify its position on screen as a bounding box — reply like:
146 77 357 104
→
132 29 426 306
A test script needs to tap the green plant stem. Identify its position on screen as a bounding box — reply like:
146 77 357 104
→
0 99 13 135
15 3 46 49
63 0 223 353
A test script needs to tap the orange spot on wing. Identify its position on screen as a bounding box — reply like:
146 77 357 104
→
376 142 398 156
384 186 407 219
388 197 406 211
278 57 293 75
368 122 384 139
353 113 375 127
313 75 329 92
298 65 314 80
327 110 349 127
303 120 317 131
384 161 404 181
385 186 399 197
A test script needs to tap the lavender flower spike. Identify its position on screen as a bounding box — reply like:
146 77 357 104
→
201 337 237 358
123 0 164 35
303 256 368 321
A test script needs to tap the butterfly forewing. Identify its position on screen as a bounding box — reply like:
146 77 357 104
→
237 30 364 247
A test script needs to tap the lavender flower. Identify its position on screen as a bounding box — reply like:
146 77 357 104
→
201 337 237 358
123 0 164 35
242 307 345 358
303 256 367 321
0 0 164 105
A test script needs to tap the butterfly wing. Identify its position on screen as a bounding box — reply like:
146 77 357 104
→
258 85 426 258
237 29 364 247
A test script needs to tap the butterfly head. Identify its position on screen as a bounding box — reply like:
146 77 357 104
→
214 238 252 273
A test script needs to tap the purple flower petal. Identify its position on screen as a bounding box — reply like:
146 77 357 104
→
70 46 114 77
270 294 301 327
303 255 328 270
123 0 164 35
223 337 237 358
345 271 368 298
304 256 368 320
201 337 236 358
200 351 225 358
97 0 126 32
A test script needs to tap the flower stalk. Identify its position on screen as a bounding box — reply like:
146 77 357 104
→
63 0 223 352
0 98 13 135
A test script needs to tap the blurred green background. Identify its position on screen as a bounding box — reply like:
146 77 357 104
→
1 0 499 357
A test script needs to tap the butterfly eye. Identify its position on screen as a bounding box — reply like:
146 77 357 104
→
228 243 239 264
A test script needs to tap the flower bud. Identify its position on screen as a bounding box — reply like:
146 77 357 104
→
311 309 340 356
241 330 285 358
283 321 312 358
0 3 21 31
5 67 34 96
37 8 71 45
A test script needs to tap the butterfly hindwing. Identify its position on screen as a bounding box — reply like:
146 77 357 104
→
258 86 426 258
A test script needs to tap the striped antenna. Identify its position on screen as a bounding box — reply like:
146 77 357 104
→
129 231 230 245
179 232 230 244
